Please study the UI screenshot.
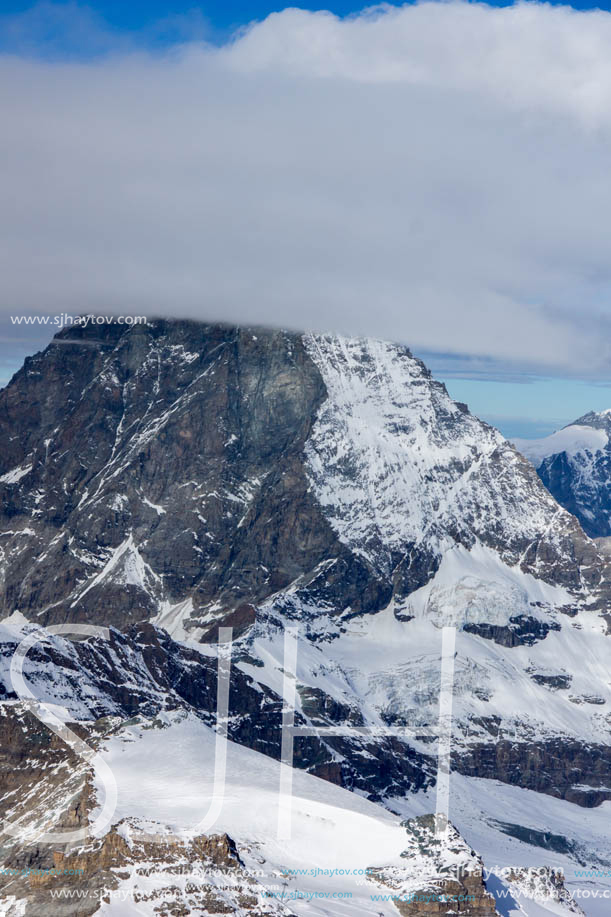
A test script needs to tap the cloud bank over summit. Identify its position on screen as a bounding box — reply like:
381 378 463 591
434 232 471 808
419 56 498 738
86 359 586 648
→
2 2 611 378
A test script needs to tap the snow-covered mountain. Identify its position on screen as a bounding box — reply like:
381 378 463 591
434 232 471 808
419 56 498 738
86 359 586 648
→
514 412 611 539
0 323 607 629
1 320 610 916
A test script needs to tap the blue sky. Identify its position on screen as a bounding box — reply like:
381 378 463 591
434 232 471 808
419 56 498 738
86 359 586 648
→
3 0 611 54
3 0 611 40
0 0 364 33
2 1 611 439
429 374 611 439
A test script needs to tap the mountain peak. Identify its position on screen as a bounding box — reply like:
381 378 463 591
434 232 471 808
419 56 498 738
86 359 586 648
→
514 410 611 538
1 319 608 638
571 407 611 430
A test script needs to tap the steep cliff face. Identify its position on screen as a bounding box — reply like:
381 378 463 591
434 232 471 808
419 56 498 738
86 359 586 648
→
0 322 396 631
0 321 608 635
514 411 611 539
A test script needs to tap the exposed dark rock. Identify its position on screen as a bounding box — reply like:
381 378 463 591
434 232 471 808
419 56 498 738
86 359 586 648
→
1 319 609 635
2 820 284 917
0 321 395 631
200 603 257 642
569 694 606 705
493 822 583 859
455 739 611 806
529 672 572 690
463 615 560 647
0 625 433 802
369 815 499 917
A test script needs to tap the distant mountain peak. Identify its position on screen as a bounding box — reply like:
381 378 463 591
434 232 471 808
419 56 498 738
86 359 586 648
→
514 411 611 538
571 408 611 430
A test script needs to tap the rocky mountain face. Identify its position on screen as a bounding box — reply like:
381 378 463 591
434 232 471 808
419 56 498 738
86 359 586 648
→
1 319 611 916
0 617 430 801
514 411 611 539
0 321 608 631
369 815 499 917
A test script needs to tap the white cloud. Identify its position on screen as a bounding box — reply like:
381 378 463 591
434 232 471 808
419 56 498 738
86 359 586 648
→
1 2 611 376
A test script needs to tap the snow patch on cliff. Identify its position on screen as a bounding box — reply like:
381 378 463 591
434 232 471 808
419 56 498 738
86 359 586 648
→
405 542 573 628
303 334 569 576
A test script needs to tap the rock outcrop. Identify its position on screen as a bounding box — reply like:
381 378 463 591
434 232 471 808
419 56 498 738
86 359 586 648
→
368 815 498 916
